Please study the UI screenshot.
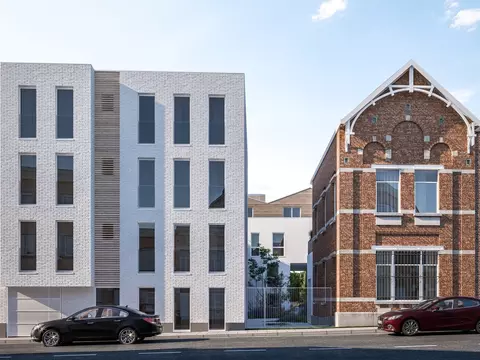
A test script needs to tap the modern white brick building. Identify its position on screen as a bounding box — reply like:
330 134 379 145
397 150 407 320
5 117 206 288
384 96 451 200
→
0 62 247 336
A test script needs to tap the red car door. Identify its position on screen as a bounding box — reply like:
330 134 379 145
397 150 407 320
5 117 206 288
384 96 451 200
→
421 299 456 331
452 298 480 330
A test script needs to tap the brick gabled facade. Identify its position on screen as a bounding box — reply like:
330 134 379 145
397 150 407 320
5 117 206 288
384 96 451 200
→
309 60 479 327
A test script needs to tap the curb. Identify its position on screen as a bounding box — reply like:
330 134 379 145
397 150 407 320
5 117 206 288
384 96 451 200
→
0 328 380 344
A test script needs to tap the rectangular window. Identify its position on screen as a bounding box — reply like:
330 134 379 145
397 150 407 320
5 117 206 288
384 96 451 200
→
57 89 73 139
174 225 190 272
174 160 190 208
248 207 254 217
272 233 285 257
138 159 155 208
20 221 36 271
138 95 155 144
57 155 73 205
139 288 155 314
57 222 73 271
96 288 120 306
174 288 190 330
20 155 36 205
139 223 155 272
209 161 225 209
174 96 190 144
376 170 399 213
251 233 260 256
415 170 438 213
283 207 301 217
20 88 36 138
209 288 225 330
376 250 438 301
209 97 225 145
209 225 225 272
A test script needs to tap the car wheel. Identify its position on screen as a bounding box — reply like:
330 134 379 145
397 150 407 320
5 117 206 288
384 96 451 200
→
118 327 137 345
402 319 419 336
475 320 480 334
42 329 61 347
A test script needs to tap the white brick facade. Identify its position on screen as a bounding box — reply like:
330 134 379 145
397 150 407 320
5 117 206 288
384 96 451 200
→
119 71 247 329
0 63 95 288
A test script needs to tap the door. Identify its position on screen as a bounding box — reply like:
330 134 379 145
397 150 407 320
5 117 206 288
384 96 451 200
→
67 308 101 339
452 298 480 330
94 307 130 339
421 299 456 331
209 288 225 330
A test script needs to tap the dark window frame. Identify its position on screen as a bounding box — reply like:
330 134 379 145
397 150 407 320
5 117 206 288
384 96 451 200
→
174 288 191 330
209 96 225 145
138 95 155 144
138 223 155 272
138 159 155 208
139 288 155 315
20 154 36 205
96 288 120 306
209 288 225 330
209 160 225 209
174 160 190 209
56 88 74 139
57 221 74 272
174 96 190 145
174 225 190 272
20 221 36 271
209 224 225 272
19 87 36 138
56 155 74 205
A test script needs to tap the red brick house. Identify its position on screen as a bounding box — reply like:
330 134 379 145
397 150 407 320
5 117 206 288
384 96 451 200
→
308 60 479 327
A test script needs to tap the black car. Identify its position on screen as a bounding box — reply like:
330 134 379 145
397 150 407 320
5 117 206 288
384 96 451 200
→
31 305 163 347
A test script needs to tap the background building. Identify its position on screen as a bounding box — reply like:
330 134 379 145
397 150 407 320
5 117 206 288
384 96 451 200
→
0 62 247 336
308 60 479 327
247 189 312 280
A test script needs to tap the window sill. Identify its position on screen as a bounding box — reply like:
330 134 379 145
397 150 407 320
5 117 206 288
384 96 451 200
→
414 213 441 226
19 138 38 141
18 271 38 275
56 271 75 275
138 271 156 274
209 208 226 211
173 272 192 276
375 300 426 305
57 204 75 207
375 212 402 226
56 138 75 141
375 212 402 217
208 144 227 147
414 213 441 217
208 272 227 276
174 208 191 211
173 144 192 147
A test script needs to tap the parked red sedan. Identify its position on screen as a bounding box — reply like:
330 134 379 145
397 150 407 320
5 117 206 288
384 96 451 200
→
378 296 480 336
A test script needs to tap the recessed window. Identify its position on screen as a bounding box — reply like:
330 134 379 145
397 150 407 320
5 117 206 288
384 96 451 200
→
138 159 155 208
174 225 190 272
247 207 254 217
174 160 190 208
20 88 36 138
376 251 437 301
209 161 225 209
57 155 73 205
20 155 36 205
414 170 438 213
283 207 300 217
57 222 73 271
272 233 285 257
209 288 225 330
174 288 190 330
139 288 155 315
96 288 119 306
209 97 225 145
139 223 155 272
209 225 225 272
57 89 73 139
20 221 36 271
376 170 399 213
138 95 155 144
174 96 190 145
251 233 260 256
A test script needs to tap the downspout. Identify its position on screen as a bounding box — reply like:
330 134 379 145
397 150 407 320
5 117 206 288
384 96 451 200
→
475 127 479 298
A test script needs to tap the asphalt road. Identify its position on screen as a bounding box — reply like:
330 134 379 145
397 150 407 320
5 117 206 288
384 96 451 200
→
1 332 480 359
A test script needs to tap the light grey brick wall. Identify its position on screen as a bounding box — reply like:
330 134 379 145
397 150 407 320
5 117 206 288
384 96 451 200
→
0 63 94 288
119 71 246 326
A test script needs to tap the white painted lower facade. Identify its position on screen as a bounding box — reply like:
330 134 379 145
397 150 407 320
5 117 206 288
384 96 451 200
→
248 217 311 279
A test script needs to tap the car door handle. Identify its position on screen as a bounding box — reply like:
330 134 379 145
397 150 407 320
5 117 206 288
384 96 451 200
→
114 319 122 322
87 321 94 325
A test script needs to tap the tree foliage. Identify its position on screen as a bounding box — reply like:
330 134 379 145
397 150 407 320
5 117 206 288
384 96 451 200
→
248 245 285 287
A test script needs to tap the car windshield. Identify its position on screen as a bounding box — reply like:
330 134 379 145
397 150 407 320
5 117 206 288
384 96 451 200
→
412 299 436 310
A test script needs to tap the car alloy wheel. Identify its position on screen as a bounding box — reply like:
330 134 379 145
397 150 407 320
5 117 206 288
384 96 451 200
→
476 320 480 334
402 319 419 336
42 329 60 347
119 328 137 345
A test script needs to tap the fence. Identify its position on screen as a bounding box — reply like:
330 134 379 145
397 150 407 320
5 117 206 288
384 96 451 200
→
246 287 332 329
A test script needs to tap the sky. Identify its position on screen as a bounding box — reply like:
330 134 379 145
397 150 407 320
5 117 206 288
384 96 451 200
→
1 0 479 201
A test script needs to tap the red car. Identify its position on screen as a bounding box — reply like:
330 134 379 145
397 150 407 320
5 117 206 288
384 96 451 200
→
378 296 480 336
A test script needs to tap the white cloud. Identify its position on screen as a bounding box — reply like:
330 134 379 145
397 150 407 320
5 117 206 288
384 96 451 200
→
444 0 459 19
451 88 475 104
312 0 347 21
450 9 480 31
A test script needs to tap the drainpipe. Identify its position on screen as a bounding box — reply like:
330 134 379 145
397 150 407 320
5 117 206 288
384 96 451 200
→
475 127 479 298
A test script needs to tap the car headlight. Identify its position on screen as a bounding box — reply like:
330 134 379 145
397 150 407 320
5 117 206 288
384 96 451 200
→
387 315 403 320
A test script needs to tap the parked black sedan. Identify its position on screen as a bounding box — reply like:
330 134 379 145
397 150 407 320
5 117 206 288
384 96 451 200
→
31 305 163 347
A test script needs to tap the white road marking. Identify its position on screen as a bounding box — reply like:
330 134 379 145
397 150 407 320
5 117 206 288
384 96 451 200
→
394 345 438 348
53 355 97 358
224 349 267 352
138 352 182 355
309 347 351 351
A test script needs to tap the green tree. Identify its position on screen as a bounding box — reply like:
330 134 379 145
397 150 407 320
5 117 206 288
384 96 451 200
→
288 271 307 303
248 245 285 287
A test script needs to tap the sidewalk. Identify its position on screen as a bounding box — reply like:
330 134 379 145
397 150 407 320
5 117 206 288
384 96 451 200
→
0 327 380 344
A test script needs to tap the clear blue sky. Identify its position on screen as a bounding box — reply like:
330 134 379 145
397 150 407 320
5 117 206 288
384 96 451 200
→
1 0 479 201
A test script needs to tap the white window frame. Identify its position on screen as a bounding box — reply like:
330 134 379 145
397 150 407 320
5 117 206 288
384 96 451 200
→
375 169 400 213
414 170 439 214
250 233 260 256
272 233 285 257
